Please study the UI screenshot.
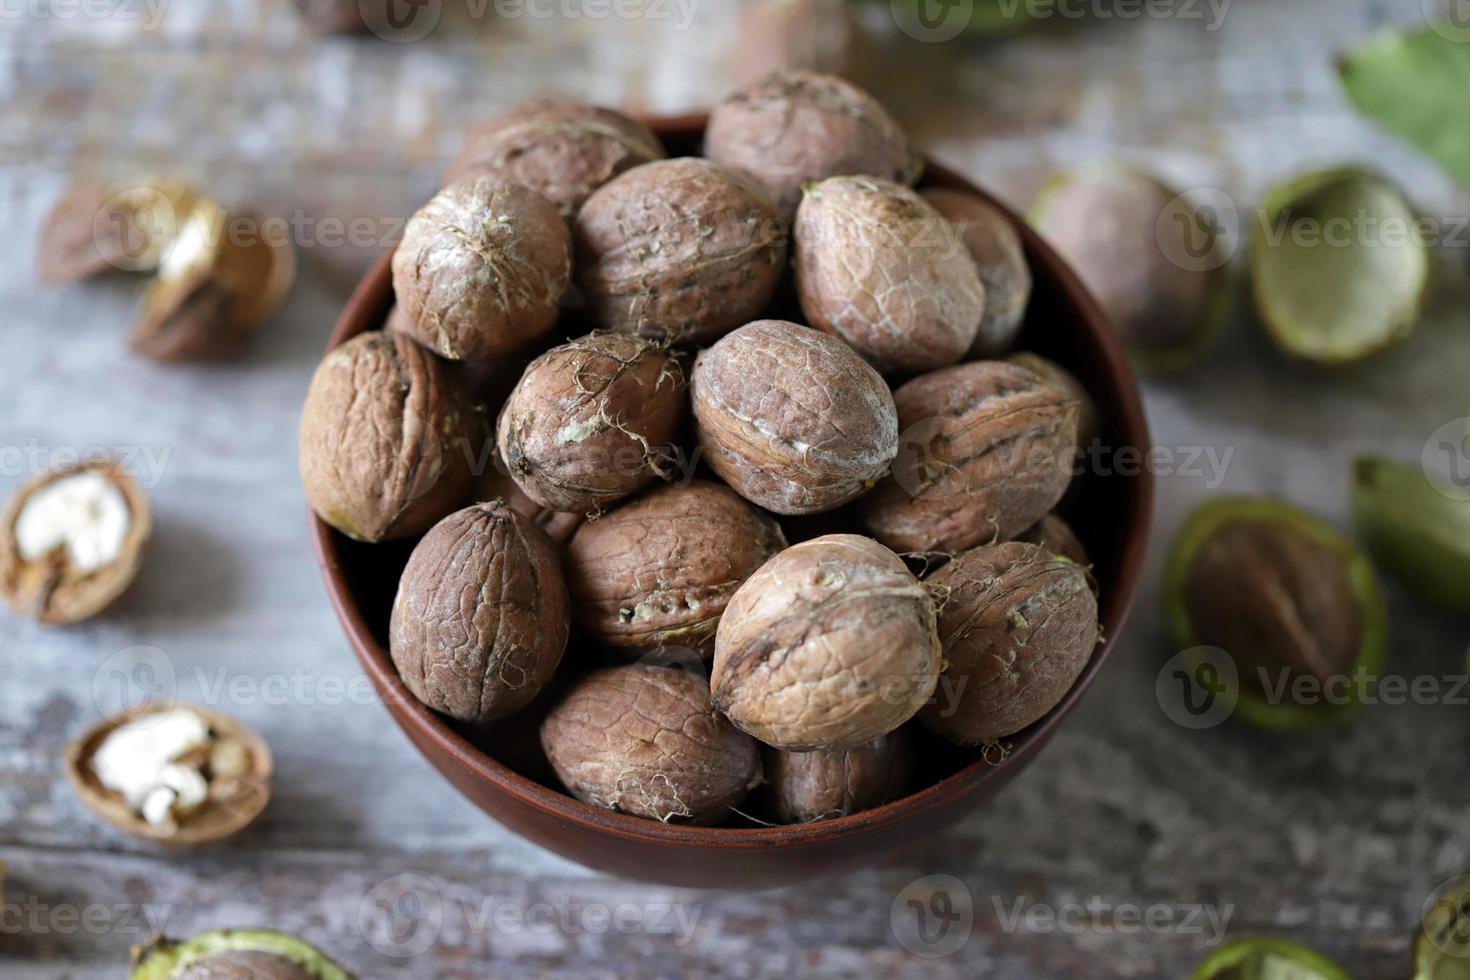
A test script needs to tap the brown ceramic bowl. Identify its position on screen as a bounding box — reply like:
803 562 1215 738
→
310 113 1154 887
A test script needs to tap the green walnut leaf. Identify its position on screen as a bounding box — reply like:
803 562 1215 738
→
1249 167 1429 364
1340 26 1470 190
1192 937 1352 980
1353 457 1470 615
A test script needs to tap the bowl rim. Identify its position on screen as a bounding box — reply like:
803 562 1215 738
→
310 111 1155 851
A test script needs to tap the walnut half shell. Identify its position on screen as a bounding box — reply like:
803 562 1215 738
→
37 179 202 283
0 459 151 625
130 200 296 362
65 704 272 847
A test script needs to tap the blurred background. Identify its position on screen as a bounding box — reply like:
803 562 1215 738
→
4 1 1469 976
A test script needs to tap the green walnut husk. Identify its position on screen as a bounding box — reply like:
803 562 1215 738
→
131 929 353 980
1250 166 1429 364
1417 879 1470 980
1353 457 1470 615
1166 497 1389 731
1192 937 1351 980
1340 26 1470 190
1031 163 1229 372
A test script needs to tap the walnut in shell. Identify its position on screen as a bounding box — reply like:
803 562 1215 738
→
574 157 787 344
472 462 583 546
496 332 686 514
764 728 911 824
1031 165 1226 369
922 542 1098 744
390 501 569 724
705 71 914 222
540 663 761 823
299 330 476 542
860 360 1078 554
1 459 150 625
728 1 858 89
391 176 571 361
1016 512 1090 568
795 176 986 374
446 101 665 219
1006 351 1101 451
564 480 787 654
922 188 1031 357
711 534 941 750
65 704 272 846
691 319 898 515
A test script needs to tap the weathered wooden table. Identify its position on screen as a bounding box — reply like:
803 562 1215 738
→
4 1 1468 976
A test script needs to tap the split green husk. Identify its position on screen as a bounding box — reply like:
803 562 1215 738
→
1250 166 1429 364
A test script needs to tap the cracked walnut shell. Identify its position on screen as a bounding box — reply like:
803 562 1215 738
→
1 459 150 625
66 704 272 847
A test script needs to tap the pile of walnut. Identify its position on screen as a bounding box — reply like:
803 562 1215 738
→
299 72 1103 827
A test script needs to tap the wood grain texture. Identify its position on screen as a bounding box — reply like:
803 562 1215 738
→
3 0 1468 976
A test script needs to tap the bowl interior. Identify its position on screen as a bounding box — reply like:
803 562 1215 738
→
310 114 1154 854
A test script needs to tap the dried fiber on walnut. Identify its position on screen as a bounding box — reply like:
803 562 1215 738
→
496 332 686 514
